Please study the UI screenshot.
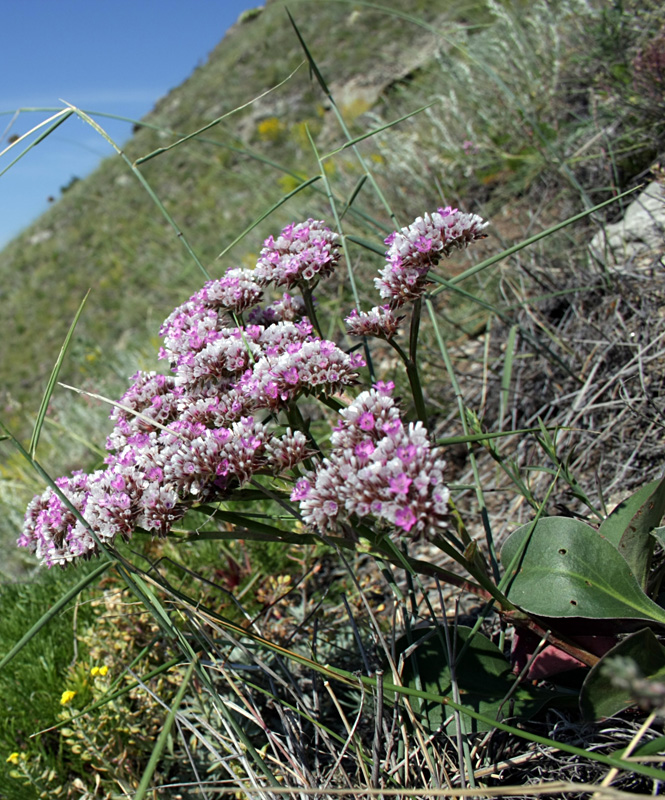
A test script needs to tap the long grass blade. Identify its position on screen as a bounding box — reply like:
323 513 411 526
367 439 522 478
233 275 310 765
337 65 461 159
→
321 103 434 159
62 102 211 280
30 290 90 458
431 185 642 295
216 175 321 261
134 62 305 166
287 7 398 228
0 561 112 671
0 108 72 177
133 657 198 800
499 324 518 430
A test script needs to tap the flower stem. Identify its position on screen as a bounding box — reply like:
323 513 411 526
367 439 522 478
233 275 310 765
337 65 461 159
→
387 336 428 426
286 400 322 463
301 286 323 338
409 297 422 363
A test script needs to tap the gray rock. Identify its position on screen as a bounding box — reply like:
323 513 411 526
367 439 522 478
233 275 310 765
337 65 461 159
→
589 180 665 266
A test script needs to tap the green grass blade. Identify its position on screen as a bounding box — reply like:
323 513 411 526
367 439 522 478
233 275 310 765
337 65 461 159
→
29 290 90 458
346 233 388 256
425 296 500 579
62 102 211 280
134 61 305 166
216 175 321 261
133 657 197 800
436 427 549 446
116 562 284 787
0 561 112 671
499 324 518 429
428 273 581 383
321 103 435 158
288 7 398 228
340 175 367 220
352 673 665 782
189 507 304 540
0 108 72 178
286 8 331 95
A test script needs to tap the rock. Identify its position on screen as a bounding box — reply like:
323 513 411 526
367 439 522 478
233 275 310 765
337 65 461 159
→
589 180 665 267
28 229 53 246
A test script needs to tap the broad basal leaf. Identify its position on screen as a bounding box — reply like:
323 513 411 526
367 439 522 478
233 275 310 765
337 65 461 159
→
501 517 665 624
580 627 665 720
394 626 559 734
598 474 665 590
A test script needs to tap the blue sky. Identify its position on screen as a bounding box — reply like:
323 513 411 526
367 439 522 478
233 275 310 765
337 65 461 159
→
0 0 260 248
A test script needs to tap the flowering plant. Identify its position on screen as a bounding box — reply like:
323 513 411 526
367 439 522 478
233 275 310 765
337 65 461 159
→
12 200 665 728
18 209 486 568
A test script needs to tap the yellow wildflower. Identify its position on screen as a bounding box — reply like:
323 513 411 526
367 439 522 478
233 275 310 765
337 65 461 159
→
5 752 19 765
60 690 76 706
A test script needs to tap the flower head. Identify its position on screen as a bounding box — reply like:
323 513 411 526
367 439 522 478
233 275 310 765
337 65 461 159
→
294 385 449 538
197 269 264 314
345 305 403 339
247 292 306 326
376 207 488 307
254 219 340 289
60 690 77 706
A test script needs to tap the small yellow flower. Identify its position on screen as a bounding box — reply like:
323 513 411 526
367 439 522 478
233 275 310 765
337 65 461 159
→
90 666 99 677
90 665 109 678
6 752 19 765
98 665 108 676
60 690 77 706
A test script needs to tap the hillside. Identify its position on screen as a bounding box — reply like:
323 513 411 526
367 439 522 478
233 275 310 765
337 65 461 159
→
0 0 451 416
0 0 663 567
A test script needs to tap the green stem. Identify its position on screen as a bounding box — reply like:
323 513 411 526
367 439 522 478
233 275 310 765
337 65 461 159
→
386 337 428 426
409 297 422 363
286 399 322 464
301 285 323 338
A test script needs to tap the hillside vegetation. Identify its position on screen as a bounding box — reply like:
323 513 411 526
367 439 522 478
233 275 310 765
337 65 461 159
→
1 0 665 796
1 0 660 417
1 0 663 581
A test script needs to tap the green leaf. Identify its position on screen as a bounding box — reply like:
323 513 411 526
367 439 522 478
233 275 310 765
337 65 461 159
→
345 233 386 257
187 508 302 541
134 659 197 800
30 290 90 458
0 561 112 671
394 626 558 734
633 735 665 758
651 526 665 549
599 474 665 590
599 477 665 546
580 628 665 720
501 517 665 625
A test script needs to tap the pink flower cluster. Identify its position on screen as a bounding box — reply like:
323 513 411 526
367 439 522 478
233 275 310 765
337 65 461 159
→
18 219 360 568
292 382 449 538
345 305 403 340
376 206 488 307
344 207 488 341
19 209 465 566
254 219 340 289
